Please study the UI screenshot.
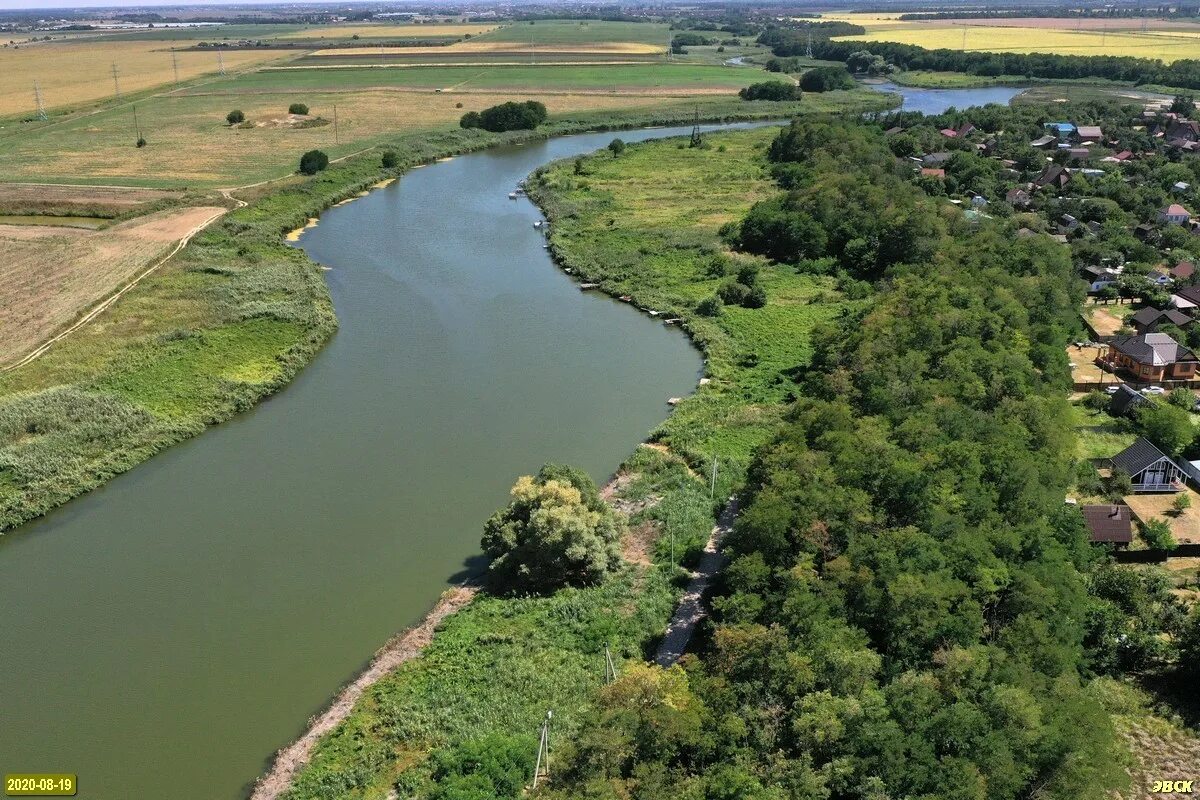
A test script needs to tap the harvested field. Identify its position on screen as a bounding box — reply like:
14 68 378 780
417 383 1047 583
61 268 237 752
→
473 19 669 46
312 40 665 56
0 205 225 366
0 183 181 216
277 24 498 39
0 39 286 117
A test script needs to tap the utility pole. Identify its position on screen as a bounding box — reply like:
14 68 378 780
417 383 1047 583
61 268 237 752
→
132 105 141 140
171 51 179 84
217 49 226 76
805 22 814 60
33 80 47 121
111 62 121 98
333 103 339 144
603 643 618 685
531 711 552 789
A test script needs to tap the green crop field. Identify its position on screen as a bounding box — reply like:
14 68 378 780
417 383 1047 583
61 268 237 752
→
472 19 670 46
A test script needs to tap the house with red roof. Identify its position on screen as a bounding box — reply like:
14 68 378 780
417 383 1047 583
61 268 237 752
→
1159 204 1192 225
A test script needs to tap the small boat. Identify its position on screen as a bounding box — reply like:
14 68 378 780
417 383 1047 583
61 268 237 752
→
563 267 571 273
533 221 543 229
667 397 682 406
619 295 633 303
508 192 518 200
647 310 661 317
579 282 600 290
663 318 682 325
544 243 551 249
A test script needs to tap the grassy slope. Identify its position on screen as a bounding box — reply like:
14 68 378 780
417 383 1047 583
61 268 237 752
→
286 121 873 797
0 91 894 532
473 20 669 46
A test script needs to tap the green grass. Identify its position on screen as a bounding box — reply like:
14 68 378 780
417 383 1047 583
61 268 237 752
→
473 19 670 46
237 62 788 92
889 70 1032 88
529 127 865 493
1068 402 1139 460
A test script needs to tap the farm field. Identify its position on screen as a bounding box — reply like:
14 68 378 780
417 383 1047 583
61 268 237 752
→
830 15 1200 61
0 38 287 117
472 19 670 46
0 205 225 367
276 23 499 39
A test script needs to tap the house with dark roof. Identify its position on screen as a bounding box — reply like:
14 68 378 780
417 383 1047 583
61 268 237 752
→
1130 307 1195 334
1034 163 1071 190
1005 187 1031 208
1111 437 1185 493
1104 332 1199 382
1173 284 1200 311
1170 261 1195 281
1081 505 1133 546
1030 134 1056 148
1108 384 1148 418
1084 265 1121 293
922 152 952 167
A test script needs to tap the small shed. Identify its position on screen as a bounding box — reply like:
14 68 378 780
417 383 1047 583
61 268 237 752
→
1081 505 1133 546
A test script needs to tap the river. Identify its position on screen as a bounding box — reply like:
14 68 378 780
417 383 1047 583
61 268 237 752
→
0 86 1020 800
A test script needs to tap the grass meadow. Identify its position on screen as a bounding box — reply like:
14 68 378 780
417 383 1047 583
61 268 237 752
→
473 19 670 47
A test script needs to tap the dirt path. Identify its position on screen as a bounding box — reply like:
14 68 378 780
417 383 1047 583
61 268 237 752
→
654 497 737 666
250 585 477 800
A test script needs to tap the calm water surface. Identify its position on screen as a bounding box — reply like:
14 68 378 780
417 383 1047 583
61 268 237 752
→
0 86 1013 799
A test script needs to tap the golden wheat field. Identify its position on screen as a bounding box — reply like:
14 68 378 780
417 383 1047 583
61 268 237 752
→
0 205 225 365
825 12 1200 61
277 24 499 39
311 40 664 57
0 39 286 117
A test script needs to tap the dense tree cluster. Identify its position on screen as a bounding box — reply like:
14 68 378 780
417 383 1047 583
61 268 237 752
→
460 100 548 133
797 65 857 92
542 118 1141 800
738 81 803 101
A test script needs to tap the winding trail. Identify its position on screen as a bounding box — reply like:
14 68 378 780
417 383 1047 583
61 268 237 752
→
655 497 737 666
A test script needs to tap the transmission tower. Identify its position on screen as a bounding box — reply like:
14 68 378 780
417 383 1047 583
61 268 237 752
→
33 80 47 121
531 711 553 789
603 643 618 685
110 62 121 98
805 23 813 60
217 49 226 76
171 51 179 83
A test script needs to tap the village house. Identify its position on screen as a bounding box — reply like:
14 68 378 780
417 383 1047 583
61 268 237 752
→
920 167 945 178
1104 332 1199 382
1108 384 1148 418
1084 265 1121 293
1170 260 1195 281
1045 121 1076 140
1129 307 1195 334
1172 283 1200 310
1030 134 1056 148
1080 504 1133 546
1111 437 1186 493
1034 163 1071 190
922 152 952 167
1075 124 1103 142
1005 187 1031 208
1159 203 1192 225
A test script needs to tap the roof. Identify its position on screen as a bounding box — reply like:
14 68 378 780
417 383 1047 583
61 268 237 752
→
1131 307 1194 329
1112 437 1173 476
1110 384 1148 416
920 168 945 178
1081 505 1133 544
1163 203 1191 217
1030 134 1056 147
1047 122 1076 132
1006 187 1029 201
923 151 951 164
1171 261 1195 279
940 128 958 137
1076 125 1103 139
1109 332 1198 366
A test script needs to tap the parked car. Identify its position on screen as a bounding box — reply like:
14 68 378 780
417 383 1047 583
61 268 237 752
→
1105 385 1122 394
1141 386 1166 395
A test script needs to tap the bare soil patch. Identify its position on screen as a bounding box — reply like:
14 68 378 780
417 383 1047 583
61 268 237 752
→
0 205 224 367
1124 489 1200 544
0 183 180 216
1118 717 1200 799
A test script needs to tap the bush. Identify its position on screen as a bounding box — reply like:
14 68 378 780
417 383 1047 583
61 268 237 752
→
798 66 856 92
298 149 329 176
1167 387 1196 409
481 463 622 594
1140 517 1178 551
428 734 534 800
738 81 802 101
607 138 626 157
288 103 309 115
696 295 724 317
1173 493 1192 516
381 150 398 169
135 137 146 148
460 101 548 133
226 109 245 125
717 280 751 306
1083 391 1110 411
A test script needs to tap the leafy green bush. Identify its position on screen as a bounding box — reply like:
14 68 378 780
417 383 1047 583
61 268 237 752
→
460 101 548 133
738 81 802 101
381 150 399 169
798 65 856 92
226 109 244 125
1140 517 1178 551
288 103 309 115
428 734 534 800
482 463 622 594
298 149 329 176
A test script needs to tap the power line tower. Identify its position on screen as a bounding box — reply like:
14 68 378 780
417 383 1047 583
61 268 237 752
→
961 25 968 51
171 51 179 84
33 80 47 121
217 49 226 76
805 22 814 60
531 711 553 789
132 104 142 143
333 103 339 144
110 62 121 98
689 106 702 148
603 643 618 685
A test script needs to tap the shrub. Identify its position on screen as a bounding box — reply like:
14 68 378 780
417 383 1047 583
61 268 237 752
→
607 138 626 157
135 137 146 148
381 150 399 169
696 296 723 317
1167 387 1196 409
717 281 751 306
1140 517 1178 551
481 463 622 594
738 81 802 101
1082 391 1110 411
460 101 548 132
298 149 329 175
226 109 245 125
288 103 309 115
428 734 534 800
1173 493 1192 516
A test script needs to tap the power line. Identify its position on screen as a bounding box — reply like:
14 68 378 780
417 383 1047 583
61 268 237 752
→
603 643 618 685
171 51 179 84
110 62 121 98
217 49 226 76
805 22 814 60
33 80 47 121
531 711 552 789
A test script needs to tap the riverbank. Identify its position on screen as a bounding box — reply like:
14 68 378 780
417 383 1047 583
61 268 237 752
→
0 89 895 535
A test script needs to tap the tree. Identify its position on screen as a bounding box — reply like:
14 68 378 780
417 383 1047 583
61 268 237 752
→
798 66 856 92
226 109 245 125
738 81 802 101
381 150 398 169
428 734 534 800
298 149 329 175
1172 493 1192 516
607 138 626 158
1082 391 1109 411
1140 517 1178 551
288 102 309 115
481 464 622 594
1171 94 1196 116
1109 468 1134 499
460 101 547 133
1167 388 1196 410
696 295 723 317
1135 402 1196 455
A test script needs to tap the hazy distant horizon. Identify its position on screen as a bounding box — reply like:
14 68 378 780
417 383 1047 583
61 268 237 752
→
0 0 463 10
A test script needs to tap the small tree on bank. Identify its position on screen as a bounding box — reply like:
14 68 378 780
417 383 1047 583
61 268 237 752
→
226 109 245 125
381 150 398 169
288 102 309 115
608 137 626 158
299 149 329 175
481 463 622 595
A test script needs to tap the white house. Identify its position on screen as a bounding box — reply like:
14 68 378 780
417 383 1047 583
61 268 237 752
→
1159 203 1192 225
